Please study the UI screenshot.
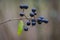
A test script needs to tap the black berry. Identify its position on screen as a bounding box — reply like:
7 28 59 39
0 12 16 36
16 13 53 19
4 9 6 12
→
20 4 28 9
39 16 44 19
30 12 34 17
26 20 30 26
34 12 37 15
32 8 36 12
32 22 36 26
42 19 48 23
20 12 24 17
31 19 36 22
24 27 28 31
37 18 42 24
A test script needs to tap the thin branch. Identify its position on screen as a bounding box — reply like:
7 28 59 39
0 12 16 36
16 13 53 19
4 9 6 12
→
0 17 32 25
23 9 29 20
0 18 20 25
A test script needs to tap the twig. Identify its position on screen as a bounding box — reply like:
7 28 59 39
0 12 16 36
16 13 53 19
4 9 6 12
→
0 18 20 25
23 9 29 20
0 17 32 25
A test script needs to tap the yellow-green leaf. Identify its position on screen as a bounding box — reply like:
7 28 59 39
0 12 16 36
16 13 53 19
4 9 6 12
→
17 20 24 36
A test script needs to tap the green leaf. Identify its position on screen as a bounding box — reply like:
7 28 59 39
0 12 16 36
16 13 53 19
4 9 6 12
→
17 20 24 36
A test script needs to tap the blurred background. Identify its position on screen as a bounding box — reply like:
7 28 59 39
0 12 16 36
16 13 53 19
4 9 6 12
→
0 0 60 40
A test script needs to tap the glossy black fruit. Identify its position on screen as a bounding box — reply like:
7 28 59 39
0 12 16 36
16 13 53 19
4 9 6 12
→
34 12 37 15
39 16 44 19
24 27 28 31
32 22 36 26
32 8 36 12
37 18 42 24
26 20 30 26
30 12 34 17
42 19 48 23
31 19 36 22
20 4 28 9
20 12 24 17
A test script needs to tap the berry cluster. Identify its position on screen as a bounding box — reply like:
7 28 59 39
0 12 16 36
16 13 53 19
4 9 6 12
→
19 4 48 31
